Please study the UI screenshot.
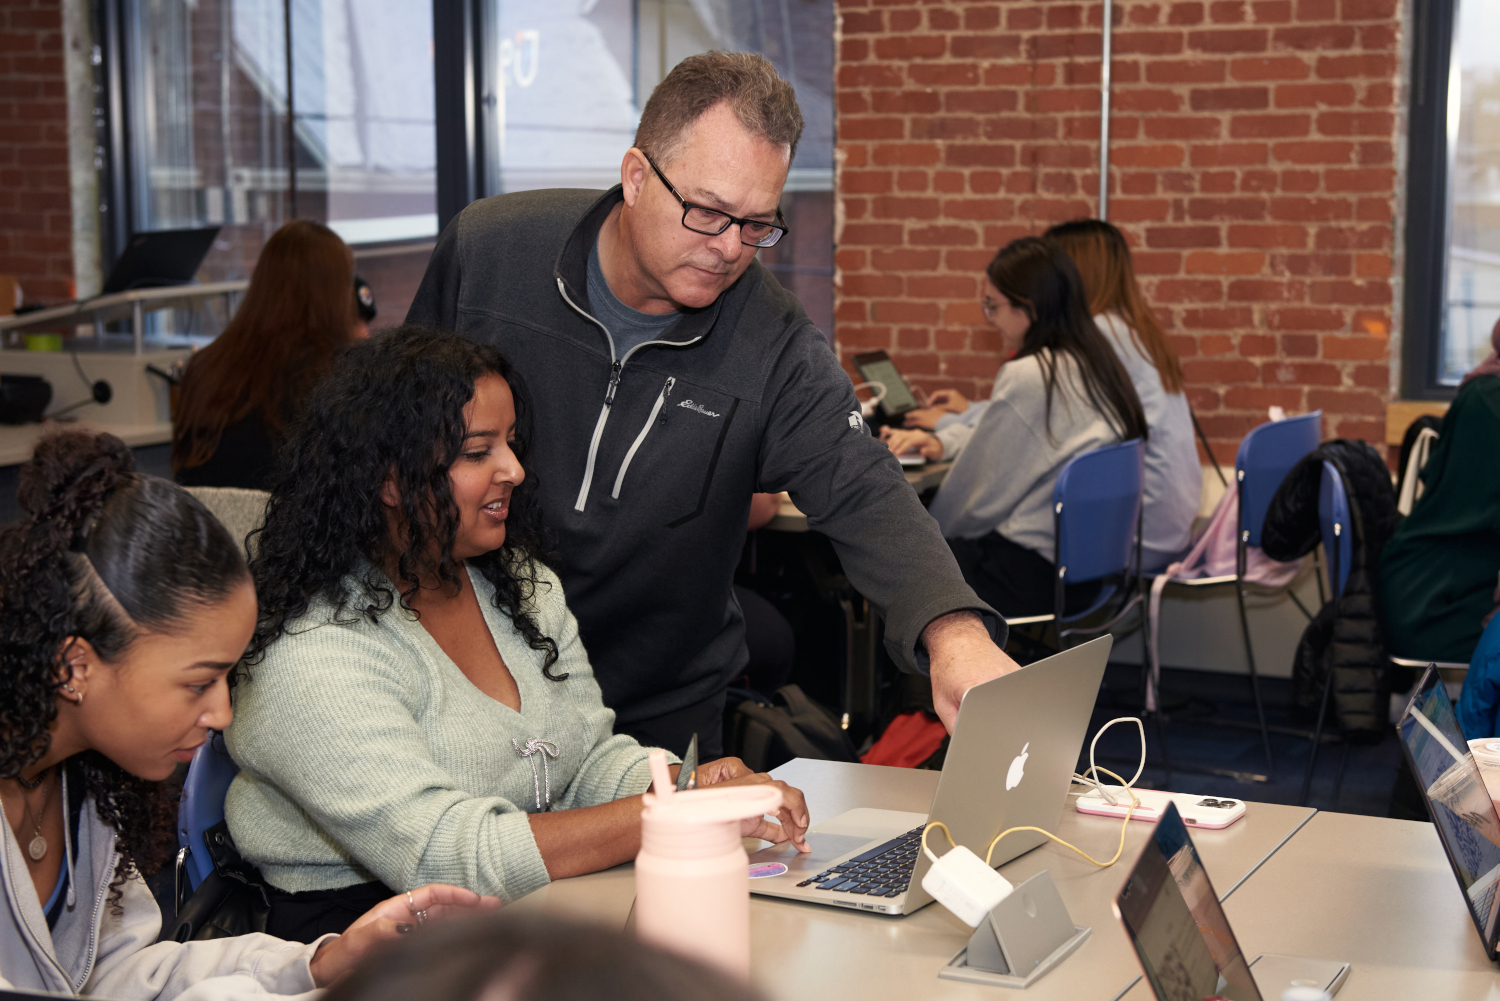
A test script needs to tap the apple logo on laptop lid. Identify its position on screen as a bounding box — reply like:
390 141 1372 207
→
1005 742 1029 791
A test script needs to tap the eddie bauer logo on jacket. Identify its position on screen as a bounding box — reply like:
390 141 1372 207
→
678 400 720 418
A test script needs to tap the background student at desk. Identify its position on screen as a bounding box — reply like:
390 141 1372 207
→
882 236 1147 618
901 219 1198 572
173 220 367 491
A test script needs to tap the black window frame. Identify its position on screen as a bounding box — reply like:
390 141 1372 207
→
1401 0 1461 401
92 0 485 266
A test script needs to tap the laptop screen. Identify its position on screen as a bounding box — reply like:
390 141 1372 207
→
1114 803 1262 1001
852 352 919 417
1398 666 1500 956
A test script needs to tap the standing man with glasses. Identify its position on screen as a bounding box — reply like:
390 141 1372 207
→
407 52 1020 758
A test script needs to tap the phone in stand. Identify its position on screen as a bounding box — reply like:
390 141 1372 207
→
1075 788 1246 829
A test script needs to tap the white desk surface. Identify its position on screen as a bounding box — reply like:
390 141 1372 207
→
0 420 173 467
768 461 952 532
511 758 1315 1000
1116 810 1500 1001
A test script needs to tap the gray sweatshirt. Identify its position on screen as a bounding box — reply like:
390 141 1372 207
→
0 770 322 999
933 313 1199 566
927 350 1119 555
1092 313 1200 567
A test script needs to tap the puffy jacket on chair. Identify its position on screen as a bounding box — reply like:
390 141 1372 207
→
1262 439 1399 739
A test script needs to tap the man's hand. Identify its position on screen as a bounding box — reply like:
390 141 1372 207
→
696 756 811 852
308 884 500 987
922 610 1022 732
879 427 944 461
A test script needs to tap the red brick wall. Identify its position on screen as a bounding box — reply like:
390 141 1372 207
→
834 0 1401 462
0 0 71 305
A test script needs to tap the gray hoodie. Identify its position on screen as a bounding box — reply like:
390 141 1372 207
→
0 769 322 999
407 187 1003 725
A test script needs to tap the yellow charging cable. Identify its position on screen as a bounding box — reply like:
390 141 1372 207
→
983 766 1139 866
920 765 1141 870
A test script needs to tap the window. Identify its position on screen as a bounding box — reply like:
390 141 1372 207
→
1404 0 1500 396
1442 5 1500 384
117 0 436 321
481 0 834 334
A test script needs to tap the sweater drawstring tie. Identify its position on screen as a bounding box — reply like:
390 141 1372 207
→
512 738 560 812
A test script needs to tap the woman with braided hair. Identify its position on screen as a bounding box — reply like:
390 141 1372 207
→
0 428 495 998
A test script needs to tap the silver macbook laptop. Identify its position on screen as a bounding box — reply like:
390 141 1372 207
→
748 635 1111 916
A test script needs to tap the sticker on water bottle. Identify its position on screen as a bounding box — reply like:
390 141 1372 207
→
747 862 788 878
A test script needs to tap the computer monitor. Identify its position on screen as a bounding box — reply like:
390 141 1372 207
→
1397 665 1500 961
101 227 221 294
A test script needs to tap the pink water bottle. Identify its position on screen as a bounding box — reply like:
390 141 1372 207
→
634 750 783 979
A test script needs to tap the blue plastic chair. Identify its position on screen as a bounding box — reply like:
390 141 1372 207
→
1300 460 1353 805
1149 411 1323 779
174 730 240 911
1235 411 1324 557
1007 439 1145 647
1318 460 1352 602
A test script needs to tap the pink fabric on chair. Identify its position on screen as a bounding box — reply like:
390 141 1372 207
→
1145 482 1301 711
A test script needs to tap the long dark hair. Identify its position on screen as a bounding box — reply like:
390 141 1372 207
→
244 326 560 678
0 430 249 893
1044 218 1186 394
986 236 1148 443
173 220 355 472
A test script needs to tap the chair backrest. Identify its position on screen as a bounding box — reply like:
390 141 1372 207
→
177 730 240 892
183 487 271 559
1396 426 1439 517
1054 439 1145 585
1235 411 1322 548
1319 460 1353 600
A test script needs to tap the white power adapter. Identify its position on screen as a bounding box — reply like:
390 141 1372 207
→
920 844 1014 927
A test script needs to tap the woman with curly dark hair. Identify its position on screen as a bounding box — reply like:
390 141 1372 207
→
0 429 494 997
225 326 809 943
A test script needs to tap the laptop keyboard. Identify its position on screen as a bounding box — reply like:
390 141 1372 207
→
795 825 925 898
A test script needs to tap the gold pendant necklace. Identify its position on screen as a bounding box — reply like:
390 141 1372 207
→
20 769 53 862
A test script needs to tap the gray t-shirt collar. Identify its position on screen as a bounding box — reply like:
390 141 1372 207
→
586 238 680 360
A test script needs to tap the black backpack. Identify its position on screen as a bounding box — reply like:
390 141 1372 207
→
724 684 860 772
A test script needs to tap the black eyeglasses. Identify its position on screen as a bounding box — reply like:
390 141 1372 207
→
642 152 789 249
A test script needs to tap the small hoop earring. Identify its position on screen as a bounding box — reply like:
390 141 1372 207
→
63 685 83 705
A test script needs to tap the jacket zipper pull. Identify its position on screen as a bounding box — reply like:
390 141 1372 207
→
605 361 622 406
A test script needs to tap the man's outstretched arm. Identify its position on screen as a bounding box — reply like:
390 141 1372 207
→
921 610 1023 731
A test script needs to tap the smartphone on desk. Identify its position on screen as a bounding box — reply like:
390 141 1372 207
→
1076 788 1246 829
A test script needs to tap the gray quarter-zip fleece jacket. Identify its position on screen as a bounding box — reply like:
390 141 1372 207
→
407 186 1004 725
0 769 323 999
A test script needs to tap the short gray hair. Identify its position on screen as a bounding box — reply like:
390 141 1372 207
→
634 51 804 166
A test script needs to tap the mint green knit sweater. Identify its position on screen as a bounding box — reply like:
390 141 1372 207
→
224 562 669 902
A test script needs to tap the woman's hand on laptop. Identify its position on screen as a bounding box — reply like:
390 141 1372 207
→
926 388 969 413
880 427 943 461
696 757 812 852
904 389 970 429
902 407 945 430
